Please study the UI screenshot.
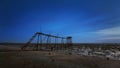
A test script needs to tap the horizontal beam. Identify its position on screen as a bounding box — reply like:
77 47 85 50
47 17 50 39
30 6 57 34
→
36 32 66 39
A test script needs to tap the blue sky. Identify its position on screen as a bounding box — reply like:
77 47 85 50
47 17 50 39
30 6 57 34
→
0 0 120 43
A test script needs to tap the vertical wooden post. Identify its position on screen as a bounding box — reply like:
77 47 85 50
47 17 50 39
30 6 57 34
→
36 34 39 50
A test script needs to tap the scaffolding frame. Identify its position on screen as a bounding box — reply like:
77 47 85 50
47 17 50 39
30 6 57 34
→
21 32 72 50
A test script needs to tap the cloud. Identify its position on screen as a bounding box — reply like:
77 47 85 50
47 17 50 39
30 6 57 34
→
94 26 120 36
93 26 120 42
100 37 120 40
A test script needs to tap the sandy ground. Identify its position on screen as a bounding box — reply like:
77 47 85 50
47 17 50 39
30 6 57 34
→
0 45 120 68
0 45 20 51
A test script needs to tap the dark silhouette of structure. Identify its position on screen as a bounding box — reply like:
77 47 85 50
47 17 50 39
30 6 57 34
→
21 32 72 50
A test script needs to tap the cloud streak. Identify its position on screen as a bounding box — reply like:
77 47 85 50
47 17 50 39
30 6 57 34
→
94 26 120 36
93 26 120 42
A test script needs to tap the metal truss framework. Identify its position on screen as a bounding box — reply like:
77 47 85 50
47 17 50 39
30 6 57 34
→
21 32 72 50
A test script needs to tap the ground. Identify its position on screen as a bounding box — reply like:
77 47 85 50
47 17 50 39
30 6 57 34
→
0 45 120 68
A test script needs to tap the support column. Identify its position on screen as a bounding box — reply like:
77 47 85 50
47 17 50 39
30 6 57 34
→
36 34 40 50
61 38 64 49
46 35 51 49
55 37 58 49
66 36 72 48
40 34 42 50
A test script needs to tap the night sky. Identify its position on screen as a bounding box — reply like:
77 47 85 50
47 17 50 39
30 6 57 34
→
0 0 120 43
